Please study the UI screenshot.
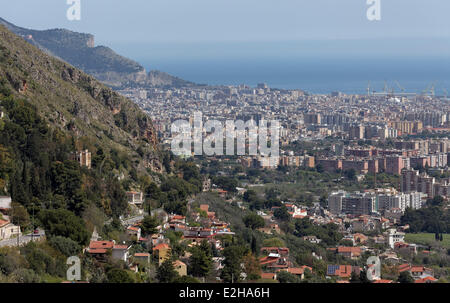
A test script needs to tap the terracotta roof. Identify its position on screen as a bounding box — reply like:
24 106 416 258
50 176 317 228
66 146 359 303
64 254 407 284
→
0 219 10 227
134 253 150 257
415 276 437 283
373 279 393 283
261 273 276 280
173 260 186 267
89 241 114 250
153 243 170 251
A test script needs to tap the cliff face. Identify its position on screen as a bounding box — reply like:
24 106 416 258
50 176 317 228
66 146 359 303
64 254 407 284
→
0 24 162 173
0 17 196 89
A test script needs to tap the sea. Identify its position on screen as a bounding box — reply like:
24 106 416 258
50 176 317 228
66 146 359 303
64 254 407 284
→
115 40 450 95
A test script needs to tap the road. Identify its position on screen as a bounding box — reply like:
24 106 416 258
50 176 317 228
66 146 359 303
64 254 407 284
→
0 229 46 248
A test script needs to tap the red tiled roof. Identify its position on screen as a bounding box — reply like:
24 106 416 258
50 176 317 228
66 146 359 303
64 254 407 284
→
153 243 170 251
261 273 276 280
134 253 150 257
89 241 114 250
373 279 393 283
415 276 437 283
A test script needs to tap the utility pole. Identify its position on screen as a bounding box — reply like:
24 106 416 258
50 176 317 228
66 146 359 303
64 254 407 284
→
32 202 35 242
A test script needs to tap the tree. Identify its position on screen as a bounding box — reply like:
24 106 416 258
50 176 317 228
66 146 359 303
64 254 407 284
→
48 236 81 257
157 259 179 283
263 238 285 247
38 209 89 246
274 206 290 221
277 271 299 283
244 190 264 210
141 215 159 236
242 253 261 281
350 271 360 283
10 202 30 229
243 213 265 229
221 245 247 283
398 271 414 283
188 246 213 278
107 268 135 283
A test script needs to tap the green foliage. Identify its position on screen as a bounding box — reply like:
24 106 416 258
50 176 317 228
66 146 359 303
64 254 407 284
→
188 241 213 278
141 215 159 236
401 206 449 233
38 209 89 246
243 213 265 229
20 242 66 277
48 236 81 257
263 238 285 247
294 218 343 246
398 271 414 283
172 275 200 283
10 268 41 283
277 271 299 283
156 259 179 283
106 268 135 283
211 176 239 193
220 245 248 283
274 206 291 221
244 190 264 210
10 201 30 228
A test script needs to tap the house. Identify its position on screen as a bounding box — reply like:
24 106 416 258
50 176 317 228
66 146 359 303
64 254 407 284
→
126 191 144 205
414 276 438 283
153 243 171 265
134 253 150 264
302 236 322 244
353 233 368 244
258 224 281 235
0 219 21 240
328 246 362 259
386 229 405 249
260 247 289 257
260 255 290 270
173 260 187 276
169 215 186 224
199 204 209 213
87 241 115 260
278 266 313 280
127 226 141 240
398 264 434 281
71 150 91 169
327 265 361 279
373 279 394 283
261 273 277 280
112 244 130 262
0 196 11 211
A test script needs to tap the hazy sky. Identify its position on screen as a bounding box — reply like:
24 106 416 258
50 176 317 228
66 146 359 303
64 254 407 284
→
1 0 449 43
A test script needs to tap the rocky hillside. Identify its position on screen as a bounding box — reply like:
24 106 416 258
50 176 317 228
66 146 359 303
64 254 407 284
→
0 24 162 174
0 17 196 89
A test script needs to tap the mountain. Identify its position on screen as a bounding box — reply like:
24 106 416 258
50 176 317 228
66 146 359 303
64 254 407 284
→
0 17 196 89
0 24 162 174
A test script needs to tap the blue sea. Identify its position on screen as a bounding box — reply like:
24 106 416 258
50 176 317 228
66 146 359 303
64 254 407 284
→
143 57 450 95
113 40 450 95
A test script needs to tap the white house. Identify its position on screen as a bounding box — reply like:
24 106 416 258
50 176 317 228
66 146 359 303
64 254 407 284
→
386 229 405 249
126 191 144 205
0 196 12 210
112 244 130 262
0 219 21 240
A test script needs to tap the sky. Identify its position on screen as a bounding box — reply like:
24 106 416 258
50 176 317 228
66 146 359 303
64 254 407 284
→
1 0 449 43
1 0 449 91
